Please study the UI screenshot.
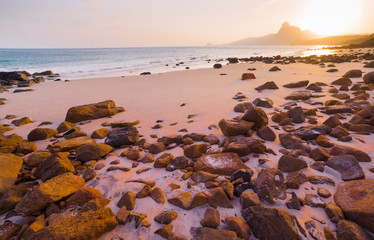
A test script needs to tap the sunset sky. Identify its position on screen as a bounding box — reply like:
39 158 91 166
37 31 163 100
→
0 0 373 48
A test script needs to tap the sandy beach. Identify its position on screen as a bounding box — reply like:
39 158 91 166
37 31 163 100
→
1 49 374 240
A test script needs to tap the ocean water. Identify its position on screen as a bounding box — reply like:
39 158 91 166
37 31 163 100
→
0 46 325 79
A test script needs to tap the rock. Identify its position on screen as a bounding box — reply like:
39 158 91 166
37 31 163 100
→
26 206 117 240
317 187 331 198
325 202 344 223
240 192 261 208
0 182 37 214
154 210 178 224
330 125 349 138
194 153 249 176
48 137 95 153
363 71 374 84
102 120 140 128
150 187 165 204
293 124 330 140
287 107 305 123
189 192 208 209
76 143 112 162
255 81 279 92
308 175 335 186
27 128 58 141
16 140 36 154
213 63 222 69
334 180 374 231
364 61 374 68
327 155 365 181
12 116 33 126
116 206 130 224
91 128 111 139
154 153 174 168
306 83 322 92
310 147 330 161
15 172 85 216
225 217 251 240
24 151 51 168
285 90 312 100
285 171 307 189
343 69 362 78
203 134 219 145
34 152 75 181
126 149 140 161
305 220 324 240
336 220 374 240
158 135 183 146
323 116 343 128
65 100 124 123
141 153 155 163
167 192 193 210
304 194 326 208
231 169 253 183
155 224 174 238
279 133 310 152
278 155 307 172
191 171 218 183
117 191 135 210
316 135 334 148
218 119 254 136
252 168 286 204
0 221 21 240
105 127 139 147
149 142 165 154
136 185 151 198
200 209 220 228
283 80 309 88
242 206 306 240
332 77 352 85
330 145 371 162
0 133 23 153
286 192 302 210
79 167 96 182
66 187 101 207
190 227 238 240
184 143 208 158
252 98 273 108
241 73 256 80
203 187 233 208
269 66 281 72
0 153 23 194
57 121 75 133
233 102 252 113
349 124 374 133
242 105 268 130
166 156 189 171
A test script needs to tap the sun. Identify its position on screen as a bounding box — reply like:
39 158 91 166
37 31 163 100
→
299 0 362 36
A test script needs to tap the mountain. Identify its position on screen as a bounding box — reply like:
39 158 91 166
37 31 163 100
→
298 34 372 45
229 22 321 46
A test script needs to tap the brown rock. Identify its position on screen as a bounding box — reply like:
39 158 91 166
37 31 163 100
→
241 73 256 80
184 143 208 158
203 187 233 208
76 143 112 162
316 135 334 148
155 224 174 239
310 147 330 161
330 125 349 138
136 185 152 198
150 187 165 204
255 81 279 92
252 168 286 204
278 155 307 173
257 126 276 141
218 119 254 136
117 191 135 210
34 152 75 181
0 153 23 194
0 221 21 240
57 121 75 133
330 145 371 162
167 192 193 210
190 227 238 240
327 155 365 181
149 142 165 154
317 187 331 198
285 90 312 100
325 202 344 223
334 180 374 231
0 133 23 153
12 116 33 126
27 128 58 141
48 136 95 153
279 133 310 152
193 153 249 176
225 217 251 240
283 80 309 88
200 208 220 228
304 194 326 208
66 187 101 207
242 105 268 130
240 192 261 208
154 210 178 224
336 220 374 240
154 153 174 168
189 192 208 209
285 171 307 189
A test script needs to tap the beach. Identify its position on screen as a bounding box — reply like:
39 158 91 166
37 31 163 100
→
1 49 374 239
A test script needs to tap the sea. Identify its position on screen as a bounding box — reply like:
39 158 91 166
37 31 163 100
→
0 46 329 79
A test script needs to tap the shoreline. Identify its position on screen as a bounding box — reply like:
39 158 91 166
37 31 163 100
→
1 48 374 239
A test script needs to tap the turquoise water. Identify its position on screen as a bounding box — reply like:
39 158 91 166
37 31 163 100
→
0 46 318 79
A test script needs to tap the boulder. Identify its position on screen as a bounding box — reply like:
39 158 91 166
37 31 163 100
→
257 126 276 141
167 192 193 210
287 107 305 123
0 133 23 153
278 155 307 173
252 98 273 108
15 172 85 216
325 202 344 223
203 187 233 208
363 71 374 84
255 81 279 92
12 116 33 126
91 128 111 139
286 171 307 189
285 91 312 100
34 152 75 181
25 207 117 240
334 180 374 232
148 142 165 154
190 227 238 240
76 143 112 162
57 121 75 133
154 210 178 224
293 124 331 140
242 206 306 240
332 77 352 85
241 105 268 130
194 153 249 176
0 221 21 240
343 69 362 78
241 73 256 80
327 155 365 181
330 145 371 162
283 80 309 88
24 151 51 168
225 217 251 240
48 136 95 153
154 153 174 168
252 168 286 204
117 191 135 210
0 153 23 193
336 220 374 240
65 100 124 123
184 143 208 158
364 61 374 68
279 133 310 152
218 119 254 136
240 192 261 209
66 187 101 207
0 182 37 214
304 194 326 208
16 140 36 154
269 66 281 72
27 128 58 141
200 209 220 228
233 102 252 113
104 127 139 147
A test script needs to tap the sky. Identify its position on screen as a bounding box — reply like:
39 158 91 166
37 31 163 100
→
0 0 373 48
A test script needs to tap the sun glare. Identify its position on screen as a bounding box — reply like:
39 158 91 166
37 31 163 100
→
299 0 362 36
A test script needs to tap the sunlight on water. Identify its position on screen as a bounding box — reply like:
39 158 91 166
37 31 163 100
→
302 47 334 57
